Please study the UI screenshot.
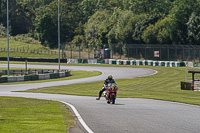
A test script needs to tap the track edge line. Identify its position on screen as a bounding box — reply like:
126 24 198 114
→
59 100 94 133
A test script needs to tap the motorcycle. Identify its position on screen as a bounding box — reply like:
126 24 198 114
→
103 83 118 104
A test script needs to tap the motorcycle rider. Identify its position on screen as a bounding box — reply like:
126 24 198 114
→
96 75 115 100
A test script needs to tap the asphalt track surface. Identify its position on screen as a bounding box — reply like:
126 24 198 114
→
1 64 200 133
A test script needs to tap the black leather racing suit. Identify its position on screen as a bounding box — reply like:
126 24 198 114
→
97 78 115 99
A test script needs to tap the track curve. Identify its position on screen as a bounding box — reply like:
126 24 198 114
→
1 64 200 133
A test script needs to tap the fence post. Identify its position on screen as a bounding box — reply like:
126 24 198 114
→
199 50 200 62
175 47 177 60
128 45 130 60
160 48 162 60
88 46 90 59
189 49 190 60
25 60 27 73
103 44 105 59
71 47 72 59
79 45 80 59
168 47 170 61
120 45 122 59
136 47 138 59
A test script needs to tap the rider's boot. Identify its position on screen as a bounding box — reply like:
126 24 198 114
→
96 97 100 100
96 91 102 100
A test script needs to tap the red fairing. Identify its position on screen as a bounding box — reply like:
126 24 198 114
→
105 83 118 104
115 86 118 90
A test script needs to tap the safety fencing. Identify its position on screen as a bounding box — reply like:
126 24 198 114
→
0 47 58 55
67 59 186 67
0 70 70 83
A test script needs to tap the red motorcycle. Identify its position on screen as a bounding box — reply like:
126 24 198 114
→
104 83 118 104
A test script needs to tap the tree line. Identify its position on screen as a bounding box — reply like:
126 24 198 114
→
0 0 200 52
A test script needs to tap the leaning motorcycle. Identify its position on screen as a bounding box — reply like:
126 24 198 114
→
103 83 118 104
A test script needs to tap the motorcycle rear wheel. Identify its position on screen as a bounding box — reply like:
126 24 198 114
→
111 95 115 104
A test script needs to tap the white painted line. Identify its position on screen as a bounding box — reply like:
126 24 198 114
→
138 69 158 78
59 101 94 133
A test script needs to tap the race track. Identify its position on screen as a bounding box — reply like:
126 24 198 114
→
0 64 200 133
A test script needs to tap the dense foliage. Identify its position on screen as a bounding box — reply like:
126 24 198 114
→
1 0 200 49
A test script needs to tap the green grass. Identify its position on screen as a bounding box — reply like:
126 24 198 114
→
1 61 200 106
0 97 75 133
0 38 59 58
0 51 58 58
24 66 200 106
0 38 46 50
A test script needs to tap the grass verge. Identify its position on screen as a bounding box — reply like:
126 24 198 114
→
0 97 74 133
24 66 200 106
0 51 58 58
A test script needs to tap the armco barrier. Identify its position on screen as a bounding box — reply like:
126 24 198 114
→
187 62 193 67
49 73 59 79
24 75 31 81
0 77 7 83
167 62 170 67
149 61 153 66
39 74 46 80
78 59 88 63
136 60 140 65
45 74 50 79
139 60 143 65
97 59 105 64
172 62 175 67
107 59 186 67
180 61 185 67
67 59 78 64
65 71 70 76
145 61 148 65
17 76 24 82
105 59 109 64
7 76 17 82
0 57 67 63
50 73 55 79
109 59 116 64
117 60 123 65
59 72 65 78
31 75 39 80
88 59 97 64
0 70 70 83
124 60 130 65
131 60 136 65
161 61 165 66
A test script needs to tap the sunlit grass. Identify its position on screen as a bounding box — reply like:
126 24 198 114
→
0 97 75 133
24 66 200 106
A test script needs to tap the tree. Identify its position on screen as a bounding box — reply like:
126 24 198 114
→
0 0 7 27
187 12 200 45
129 0 172 15
36 14 57 48
168 0 200 44
132 15 162 44
142 17 171 44
0 23 7 37
85 10 111 47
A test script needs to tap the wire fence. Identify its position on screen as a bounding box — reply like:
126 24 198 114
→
65 44 200 61
126 44 200 61
0 47 58 55
1 44 200 61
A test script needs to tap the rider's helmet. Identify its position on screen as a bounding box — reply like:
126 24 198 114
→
108 75 113 80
